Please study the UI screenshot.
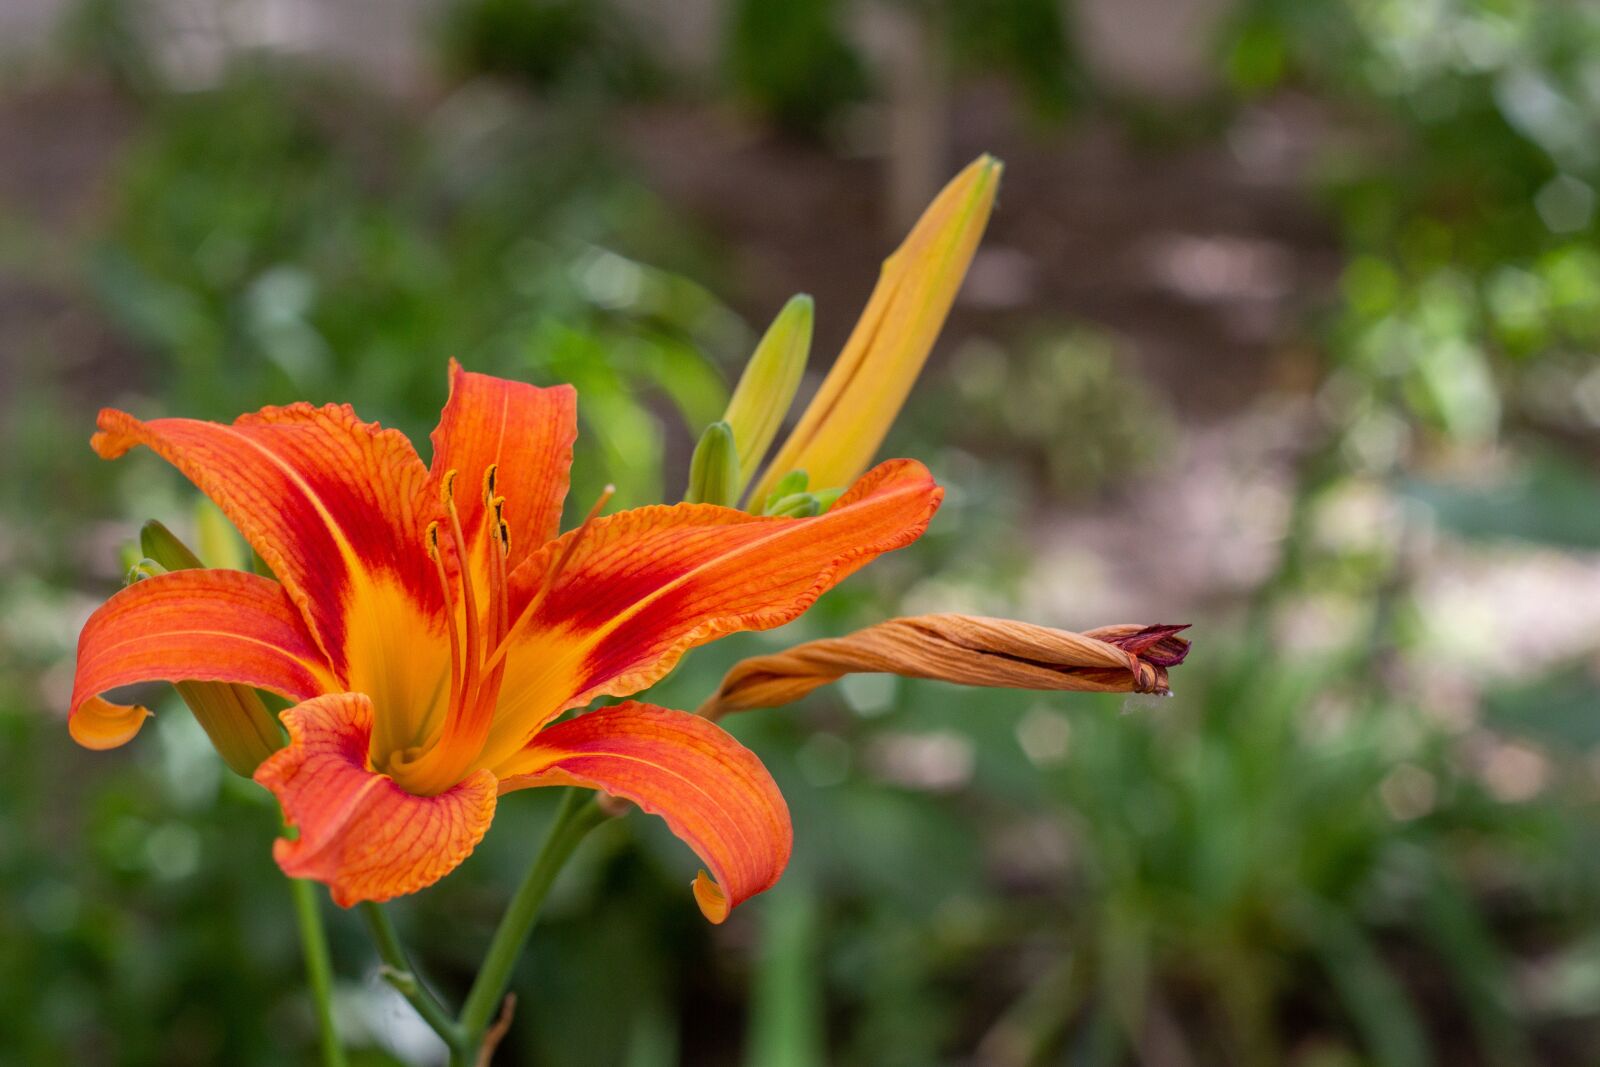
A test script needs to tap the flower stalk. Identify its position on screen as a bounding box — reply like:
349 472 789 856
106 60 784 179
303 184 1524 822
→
359 902 465 1054
456 790 612 1064
290 877 348 1067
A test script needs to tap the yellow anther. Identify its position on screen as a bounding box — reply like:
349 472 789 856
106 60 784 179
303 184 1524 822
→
441 468 460 503
490 495 511 555
425 521 442 559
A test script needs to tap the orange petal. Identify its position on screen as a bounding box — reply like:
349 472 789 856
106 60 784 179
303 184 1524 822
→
92 403 438 679
69 696 153 750
255 692 498 906
93 403 453 761
482 459 942 763
428 360 577 571
497 702 791 923
70 569 335 748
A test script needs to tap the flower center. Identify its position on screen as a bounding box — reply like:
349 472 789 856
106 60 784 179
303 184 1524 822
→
385 468 611 796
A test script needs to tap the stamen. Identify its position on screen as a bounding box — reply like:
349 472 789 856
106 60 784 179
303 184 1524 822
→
482 463 498 507
399 474 511 793
481 483 614 677
546 484 614 592
425 522 463 718
441 469 483 712
487 494 510 645
470 493 513 731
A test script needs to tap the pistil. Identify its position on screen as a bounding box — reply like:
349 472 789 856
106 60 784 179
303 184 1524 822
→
395 476 613 795
441 470 483 713
425 522 464 719
479 484 613 678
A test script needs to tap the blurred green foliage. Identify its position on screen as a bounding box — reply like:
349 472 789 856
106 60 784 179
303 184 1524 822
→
724 0 869 134
941 325 1173 498
88 68 741 509
1228 0 1600 450
439 0 660 97
725 0 1078 134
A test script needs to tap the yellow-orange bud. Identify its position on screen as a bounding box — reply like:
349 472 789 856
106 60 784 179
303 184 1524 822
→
750 155 1001 503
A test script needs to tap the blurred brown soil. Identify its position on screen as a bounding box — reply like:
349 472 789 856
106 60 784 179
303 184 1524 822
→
0 73 1342 426
0 77 138 402
615 83 1343 424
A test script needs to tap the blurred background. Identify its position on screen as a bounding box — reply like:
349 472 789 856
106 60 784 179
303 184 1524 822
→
2 0 1599 1064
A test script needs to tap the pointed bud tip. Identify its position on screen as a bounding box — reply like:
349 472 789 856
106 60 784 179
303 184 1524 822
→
685 421 741 506
748 155 1002 499
140 519 204 571
723 297 813 492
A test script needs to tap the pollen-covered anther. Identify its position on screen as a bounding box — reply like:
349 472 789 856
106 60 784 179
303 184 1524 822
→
489 495 510 556
482 463 499 507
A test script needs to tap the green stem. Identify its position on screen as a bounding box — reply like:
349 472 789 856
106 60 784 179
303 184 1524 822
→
359 901 466 1053
289 877 349 1067
458 790 610 1054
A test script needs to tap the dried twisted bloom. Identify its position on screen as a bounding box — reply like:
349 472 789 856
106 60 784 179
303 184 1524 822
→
698 616 1190 720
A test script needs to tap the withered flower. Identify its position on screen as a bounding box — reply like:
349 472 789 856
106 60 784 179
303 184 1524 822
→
698 615 1191 720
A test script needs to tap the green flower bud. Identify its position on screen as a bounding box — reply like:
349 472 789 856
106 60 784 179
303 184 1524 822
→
684 421 741 507
759 470 809 514
195 499 249 571
174 680 285 778
764 492 821 518
125 557 164 586
723 294 812 494
140 520 204 571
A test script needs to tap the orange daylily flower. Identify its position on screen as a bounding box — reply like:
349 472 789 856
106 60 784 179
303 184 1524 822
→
70 361 942 919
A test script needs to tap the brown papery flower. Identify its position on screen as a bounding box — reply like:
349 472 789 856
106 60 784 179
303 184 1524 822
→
697 615 1191 720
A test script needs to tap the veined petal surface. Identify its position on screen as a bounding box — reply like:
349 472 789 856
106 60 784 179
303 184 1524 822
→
92 402 452 759
256 692 498 906
483 459 942 763
427 360 577 571
70 569 334 748
497 702 791 922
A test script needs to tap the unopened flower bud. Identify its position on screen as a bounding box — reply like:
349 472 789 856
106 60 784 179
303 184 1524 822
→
125 557 164 586
750 156 1001 504
764 492 821 518
759 470 809 514
684 421 741 507
723 294 812 493
140 520 203 571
